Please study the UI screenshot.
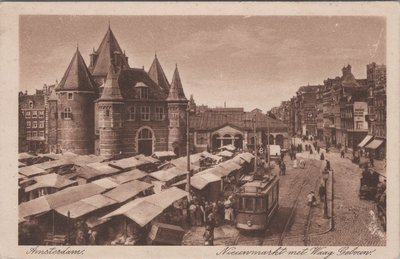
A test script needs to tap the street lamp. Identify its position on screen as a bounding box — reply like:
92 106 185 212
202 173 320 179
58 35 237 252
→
322 170 329 219
186 103 195 197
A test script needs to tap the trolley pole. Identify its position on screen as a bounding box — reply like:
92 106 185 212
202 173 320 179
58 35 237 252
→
253 114 257 173
186 105 191 197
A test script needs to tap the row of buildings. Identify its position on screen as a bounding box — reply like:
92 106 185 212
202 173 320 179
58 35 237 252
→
19 25 289 158
270 63 386 160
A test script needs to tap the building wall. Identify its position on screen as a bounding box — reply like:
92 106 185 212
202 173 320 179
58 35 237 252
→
57 91 96 155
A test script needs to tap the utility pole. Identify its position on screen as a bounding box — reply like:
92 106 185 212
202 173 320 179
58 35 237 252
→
253 113 257 173
267 115 271 168
186 105 191 196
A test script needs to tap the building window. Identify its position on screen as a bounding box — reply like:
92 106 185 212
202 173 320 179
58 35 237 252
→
32 111 37 119
26 131 31 139
62 107 72 119
26 121 31 128
155 106 164 121
25 111 31 118
139 88 149 99
39 131 44 137
356 121 363 130
29 101 33 109
32 121 37 128
32 131 37 137
105 109 110 117
39 121 44 128
140 106 150 121
38 111 44 119
67 92 73 100
127 106 135 121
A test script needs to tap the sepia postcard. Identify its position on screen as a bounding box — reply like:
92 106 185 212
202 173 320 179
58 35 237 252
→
0 2 399 259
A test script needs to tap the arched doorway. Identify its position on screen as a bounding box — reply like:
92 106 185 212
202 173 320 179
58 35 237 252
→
211 134 220 152
276 134 284 148
137 128 153 156
269 135 275 145
234 134 243 150
222 134 233 146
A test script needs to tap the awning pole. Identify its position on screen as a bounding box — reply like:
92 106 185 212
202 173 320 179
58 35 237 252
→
52 210 55 240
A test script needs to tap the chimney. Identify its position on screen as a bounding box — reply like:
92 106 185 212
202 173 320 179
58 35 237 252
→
113 51 121 67
90 48 98 68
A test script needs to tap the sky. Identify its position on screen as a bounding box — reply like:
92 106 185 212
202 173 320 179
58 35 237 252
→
20 15 386 111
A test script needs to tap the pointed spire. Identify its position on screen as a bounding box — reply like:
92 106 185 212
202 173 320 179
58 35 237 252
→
56 48 95 92
167 65 187 102
148 54 170 94
99 65 123 101
91 26 129 77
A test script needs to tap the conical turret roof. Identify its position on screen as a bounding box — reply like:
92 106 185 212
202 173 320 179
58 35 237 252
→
91 26 130 77
167 65 187 102
56 48 96 92
148 54 170 93
99 65 123 101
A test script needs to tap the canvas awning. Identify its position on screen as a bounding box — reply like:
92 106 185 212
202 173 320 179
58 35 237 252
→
109 157 144 170
35 159 74 171
218 144 236 151
201 151 222 162
365 139 384 150
70 155 105 167
135 154 159 164
101 187 188 227
24 173 77 192
19 196 51 219
46 183 106 209
18 162 26 168
358 135 373 148
92 178 119 190
238 152 254 163
109 169 147 185
86 162 121 176
103 180 153 203
18 152 36 161
19 165 46 177
55 194 117 219
219 160 242 172
217 150 233 157
152 151 176 158
150 170 178 182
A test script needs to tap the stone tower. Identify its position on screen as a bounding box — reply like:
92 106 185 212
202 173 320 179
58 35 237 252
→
55 48 96 154
167 65 188 156
98 65 124 159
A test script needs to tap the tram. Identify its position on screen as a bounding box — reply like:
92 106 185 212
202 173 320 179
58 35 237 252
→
235 174 279 231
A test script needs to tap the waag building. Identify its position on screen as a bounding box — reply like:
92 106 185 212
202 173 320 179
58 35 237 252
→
46 26 189 158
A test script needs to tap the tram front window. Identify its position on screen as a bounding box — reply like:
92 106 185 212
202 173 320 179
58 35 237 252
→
243 197 254 211
255 197 265 212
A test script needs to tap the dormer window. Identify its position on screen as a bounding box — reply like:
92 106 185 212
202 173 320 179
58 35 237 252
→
140 87 148 99
29 101 33 109
68 92 73 100
135 82 149 99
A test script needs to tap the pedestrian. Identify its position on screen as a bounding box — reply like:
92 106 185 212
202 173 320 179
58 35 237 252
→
224 198 234 224
317 146 320 154
326 160 331 171
309 148 313 155
189 202 196 226
369 152 374 167
318 184 326 202
203 225 214 246
88 230 97 245
341 149 345 158
75 229 86 245
280 162 286 175
280 152 284 161
307 191 316 207
320 152 325 161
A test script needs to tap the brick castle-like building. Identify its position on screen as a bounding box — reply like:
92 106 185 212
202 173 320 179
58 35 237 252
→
45 26 189 158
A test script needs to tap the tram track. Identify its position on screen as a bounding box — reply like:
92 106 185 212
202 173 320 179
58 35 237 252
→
233 159 320 246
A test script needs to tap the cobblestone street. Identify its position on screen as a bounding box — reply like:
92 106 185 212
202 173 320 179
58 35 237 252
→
183 139 386 246
309 150 386 246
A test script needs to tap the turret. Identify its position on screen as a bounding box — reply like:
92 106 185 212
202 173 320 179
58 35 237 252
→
97 65 124 159
167 65 188 156
54 47 96 154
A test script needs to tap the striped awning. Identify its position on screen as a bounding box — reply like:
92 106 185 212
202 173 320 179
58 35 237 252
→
358 135 373 148
365 139 384 150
